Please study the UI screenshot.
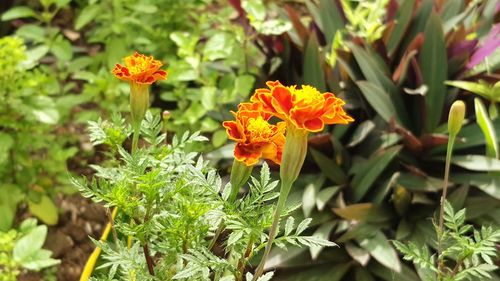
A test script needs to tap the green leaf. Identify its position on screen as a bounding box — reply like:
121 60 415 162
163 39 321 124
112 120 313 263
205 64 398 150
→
75 4 100 30
15 24 46 43
303 33 326 91
397 173 443 192
475 98 499 158
452 173 500 199
356 81 398 124
349 43 410 127
358 230 401 273
241 0 266 22
1 6 36 21
316 186 341 211
203 32 235 61
0 133 14 166
420 12 448 131
333 203 392 223
450 155 500 171
28 195 59 225
302 176 324 217
446 80 492 98
28 96 60 124
310 148 347 184
387 0 415 56
309 221 336 260
318 0 344 45
13 225 48 262
351 146 402 201
347 120 375 147
51 38 73 62
211 129 227 148
0 184 23 231
21 249 60 271
284 216 295 236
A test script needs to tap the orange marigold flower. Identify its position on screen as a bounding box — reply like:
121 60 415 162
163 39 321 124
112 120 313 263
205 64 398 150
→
251 81 354 132
223 103 286 166
112 52 167 84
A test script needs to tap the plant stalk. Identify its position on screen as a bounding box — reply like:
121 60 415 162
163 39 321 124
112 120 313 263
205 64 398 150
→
252 183 291 280
437 135 455 278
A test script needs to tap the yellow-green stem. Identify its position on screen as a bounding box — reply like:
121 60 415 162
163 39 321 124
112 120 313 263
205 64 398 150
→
252 181 292 280
437 135 455 279
80 208 117 281
253 125 308 280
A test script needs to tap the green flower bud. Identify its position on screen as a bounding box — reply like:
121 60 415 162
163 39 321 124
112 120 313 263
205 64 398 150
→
448 100 466 137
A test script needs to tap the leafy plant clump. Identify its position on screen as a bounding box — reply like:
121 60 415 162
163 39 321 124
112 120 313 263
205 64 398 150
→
0 219 60 281
75 111 334 281
0 36 78 230
394 201 500 281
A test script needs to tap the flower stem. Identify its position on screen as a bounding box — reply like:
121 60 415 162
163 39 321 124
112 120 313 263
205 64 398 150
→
252 181 291 280
253 126 308 280
437 135 455 278
80 208 117 281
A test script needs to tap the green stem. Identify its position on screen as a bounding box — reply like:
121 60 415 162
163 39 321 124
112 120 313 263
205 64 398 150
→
236 237 255 281
253 126 308 281
437 135 455 279
132 126 140 154
252 181 292 280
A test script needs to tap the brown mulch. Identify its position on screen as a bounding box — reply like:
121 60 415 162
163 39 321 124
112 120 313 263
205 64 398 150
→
18 194 107 281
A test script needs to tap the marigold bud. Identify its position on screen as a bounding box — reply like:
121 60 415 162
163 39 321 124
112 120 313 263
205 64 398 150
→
448 100 466 137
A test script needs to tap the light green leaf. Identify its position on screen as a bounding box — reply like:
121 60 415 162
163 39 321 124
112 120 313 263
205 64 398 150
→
15 24 46 43
28 195 58 225
302 176 324 217
347 120 375 147
284 216 294 236
358 231 401 273
475 98 499 158
1 6 36 21
13 225 48 262
316 186 341 211
309 221 336 260
211 129 227 148
51 38 73 62
203 33 235 61
75 4 100 30
450 155 500 171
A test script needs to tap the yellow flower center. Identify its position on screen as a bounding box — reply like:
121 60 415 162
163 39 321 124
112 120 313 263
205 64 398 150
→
293 85 324 106
125 56 157 75
247 116 274 141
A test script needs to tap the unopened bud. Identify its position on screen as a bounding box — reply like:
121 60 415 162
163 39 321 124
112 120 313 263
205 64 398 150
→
448 100 466 136
162 110 171 121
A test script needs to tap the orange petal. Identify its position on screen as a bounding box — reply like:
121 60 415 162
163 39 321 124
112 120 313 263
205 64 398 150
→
271 86 293 115
223 121 245 141
234 144 261 166
303 118 325 132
